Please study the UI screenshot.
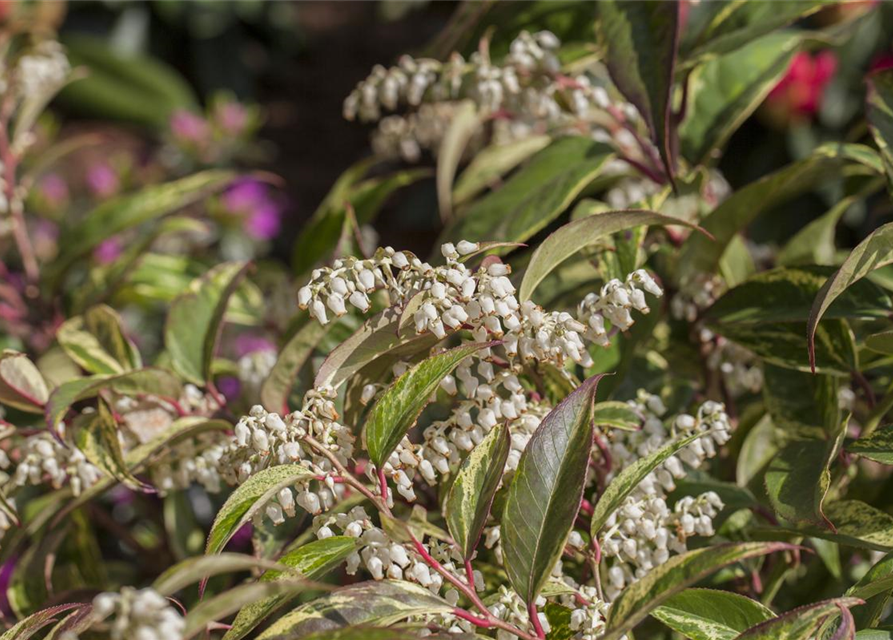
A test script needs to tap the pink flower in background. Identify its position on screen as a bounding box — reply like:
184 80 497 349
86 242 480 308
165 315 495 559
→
0 556 16 616
170 109 210 144
216 101 249 135
222 179 283 241
217 376 242 401
94 237 123 264
767 50 838 118
86 163 119 199
38 173 68 208
235 334 277 357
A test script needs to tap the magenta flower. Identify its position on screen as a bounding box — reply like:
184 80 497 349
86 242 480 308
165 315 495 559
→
221 179 283 241
217 376 242 402
216 101 249 135
86 163 119 199
170 109 210 144
38 173 69 208
767 50 837 118
0 556 16 616
235 334 277 357
94 237 123 264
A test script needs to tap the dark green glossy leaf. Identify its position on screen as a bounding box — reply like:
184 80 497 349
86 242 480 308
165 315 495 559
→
808 222 893 371
503 375 602 604
651 588 775 640
762 364 839 436
364 342 495 467
596 0 679 179
440 138 614 248
446 422 511 559
519 208 701 302
848 551 893 629
849 425 893 464
165 261 250 385
602 542 794 640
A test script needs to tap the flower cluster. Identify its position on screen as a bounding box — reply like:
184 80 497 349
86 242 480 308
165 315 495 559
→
14 41 71 102
149 434 227 496
4 432 103 497
86 587 184 640
344 30 649 162
594 392 734 599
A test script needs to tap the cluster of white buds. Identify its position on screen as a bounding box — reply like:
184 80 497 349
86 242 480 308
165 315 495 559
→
557 586 611 640
372 103 476 163
299 242 661 373
594 392 733 598
150 434 227 496
87 587 184 640
15 41 71 103
237 349 278 398
704 332 763 396
489 586 551 640
7 432 103 496
344 30 649 163
670 272 725 323
219 388 354 484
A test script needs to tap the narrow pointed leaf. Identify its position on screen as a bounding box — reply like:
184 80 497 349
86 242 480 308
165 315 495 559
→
591 431 702 537
224 537 358 640
0 604 85 640
848 551 893 629
165 261 251 385
502 374 603 604
651 588 775 640
446 422 511 559
437 100 479 220
519 208 702 302
453 135 551 206
602 542 795 640
364 341 496 467
808 222 893 372
596 0 679 181
206 464 316 555
153 553 290 596
732 597 863 640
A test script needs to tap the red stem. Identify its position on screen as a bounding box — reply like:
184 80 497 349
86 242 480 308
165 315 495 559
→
528 601 546 639
377 467 389 505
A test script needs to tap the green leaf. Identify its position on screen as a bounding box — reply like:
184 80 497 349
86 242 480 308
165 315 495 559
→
711 319 857 376
732 597 862 640
0 351 49 413
165 261 250 385
808 222 893 371
315 308 440 390
437 100 479 220
868 69 893 192
49 170 236 282
183 580 316 640
74 399 144 490
364 342 495 467
453 135 551 206
205 464 316 555
764 424 845 528
446 422 511 559
762 364 839 435
680 0 835 64
224 537 358 640
678 144 880 282
519 208 701 302
591 431 702 537
813 500 893 551
848 551 893 628
777 198 852 267
56 305 141 375
256 580 453 640
849 424 893 464
592 401 642 431
153 553 290 596
299 630 415 640
681 31 804 166
292 166 429 275
46 368 183 433
651 588 775 640
601 542 794 640
502 374 603 604
58 35 196 128
0 603 85 640
706 266 892 325
867 330 893 355
440 138 615 248
595 0 679 180
261 320 330 414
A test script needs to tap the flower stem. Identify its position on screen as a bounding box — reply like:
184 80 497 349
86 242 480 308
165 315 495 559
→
528 600 546 639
